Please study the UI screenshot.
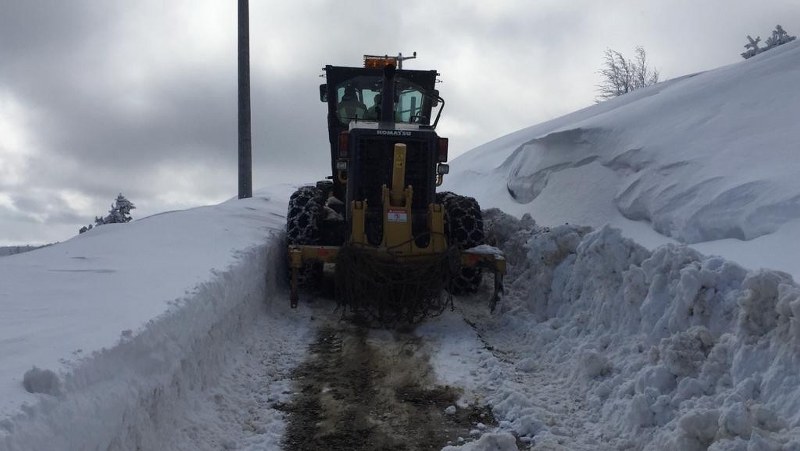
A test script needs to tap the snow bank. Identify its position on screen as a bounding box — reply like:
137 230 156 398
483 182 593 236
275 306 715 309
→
459 211 800 449
3 243 277 450
0 188 301 450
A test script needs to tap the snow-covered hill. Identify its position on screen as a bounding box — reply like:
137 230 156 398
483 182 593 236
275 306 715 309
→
444 39 800 280
0 246 46 257
3 40 800 451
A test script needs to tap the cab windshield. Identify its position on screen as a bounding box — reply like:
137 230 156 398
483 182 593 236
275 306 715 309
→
334 76 430 125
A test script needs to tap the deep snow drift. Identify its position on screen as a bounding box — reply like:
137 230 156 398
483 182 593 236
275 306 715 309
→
427 39 800 450
444 39 800 280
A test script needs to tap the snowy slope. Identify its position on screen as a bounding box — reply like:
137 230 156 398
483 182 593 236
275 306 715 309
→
0 185 316 450
432 40 800 450
444 40 800 280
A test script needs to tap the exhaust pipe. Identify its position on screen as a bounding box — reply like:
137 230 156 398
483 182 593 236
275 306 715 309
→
380 64 396 124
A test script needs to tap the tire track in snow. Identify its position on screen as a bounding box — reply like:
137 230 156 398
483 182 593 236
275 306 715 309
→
280 319 497 451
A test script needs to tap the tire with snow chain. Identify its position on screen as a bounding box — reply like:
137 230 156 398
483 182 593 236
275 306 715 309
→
287 186 325 287
437 191 485 294
287 186 324 246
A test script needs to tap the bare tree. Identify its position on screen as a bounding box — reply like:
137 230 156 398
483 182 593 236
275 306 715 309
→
596 46 660 102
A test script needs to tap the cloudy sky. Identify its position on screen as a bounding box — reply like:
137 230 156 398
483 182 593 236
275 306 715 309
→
1 1 797 245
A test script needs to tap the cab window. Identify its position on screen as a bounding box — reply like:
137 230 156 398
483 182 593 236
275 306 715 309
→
333 76 430 124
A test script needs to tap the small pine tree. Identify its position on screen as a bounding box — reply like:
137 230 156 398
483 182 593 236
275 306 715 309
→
741 35 762 59
765 25 796 49
104 194 135 224
79 193 136 234
742 25 796 59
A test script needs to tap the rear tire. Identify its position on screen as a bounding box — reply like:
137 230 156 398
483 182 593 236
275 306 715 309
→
287 186 325 287
437 192 485 294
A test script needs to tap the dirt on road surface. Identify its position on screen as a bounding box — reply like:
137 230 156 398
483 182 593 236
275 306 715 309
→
280 321 495 450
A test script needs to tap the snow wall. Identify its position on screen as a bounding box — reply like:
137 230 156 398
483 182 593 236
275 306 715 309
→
484 209 800 450
1 238 286 451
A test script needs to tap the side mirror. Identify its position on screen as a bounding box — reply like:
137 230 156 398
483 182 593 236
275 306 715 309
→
319 84 328 102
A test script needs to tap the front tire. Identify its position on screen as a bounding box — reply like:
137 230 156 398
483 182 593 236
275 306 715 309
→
437 192 485 294
287 186 324 246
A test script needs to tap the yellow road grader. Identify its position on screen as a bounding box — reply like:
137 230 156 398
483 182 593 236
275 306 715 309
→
287 53 505 323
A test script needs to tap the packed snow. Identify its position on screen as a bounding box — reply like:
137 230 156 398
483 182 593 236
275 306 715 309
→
2 40 800 450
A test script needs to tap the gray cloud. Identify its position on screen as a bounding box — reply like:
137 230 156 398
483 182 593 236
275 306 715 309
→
1 0 798 245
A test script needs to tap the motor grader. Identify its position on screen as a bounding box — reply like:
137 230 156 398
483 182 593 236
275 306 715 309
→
287 53 505 323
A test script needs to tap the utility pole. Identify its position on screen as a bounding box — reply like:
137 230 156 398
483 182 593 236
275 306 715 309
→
237 0 252 199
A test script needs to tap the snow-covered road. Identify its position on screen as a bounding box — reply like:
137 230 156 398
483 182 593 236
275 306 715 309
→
185 203 800 451
6 191 800 450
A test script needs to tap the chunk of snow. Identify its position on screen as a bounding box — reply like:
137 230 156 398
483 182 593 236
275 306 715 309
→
465 244 504 256
22 367 62 396
442 432 519 451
